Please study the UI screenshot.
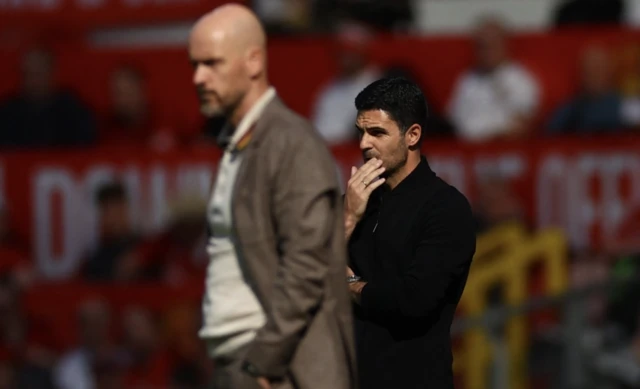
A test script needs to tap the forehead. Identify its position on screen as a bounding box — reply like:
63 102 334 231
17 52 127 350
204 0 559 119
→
356 109 398 129
189 27 230 58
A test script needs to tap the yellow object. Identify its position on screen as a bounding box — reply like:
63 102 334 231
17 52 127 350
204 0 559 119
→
454 224 568 389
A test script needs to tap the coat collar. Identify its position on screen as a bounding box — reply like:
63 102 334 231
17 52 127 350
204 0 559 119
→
216 87 276 151
236 96 286 152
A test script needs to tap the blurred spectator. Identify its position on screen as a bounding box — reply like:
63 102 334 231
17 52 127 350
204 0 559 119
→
553 0 625 27
119 307 171 388
313 0 413 32
82 182 140 282
253 0 312 34
383 65 455 138
548 46 624 134
448 16 540 142
0 276 56 389
93 358 122 389
620 44 640 130
103 65 185 150
135 194 207 285
54 299 113 389
163 305 209 389
311 21 381 144
0 361 13 389
328 0 414 31
473 173 525 234
607 253 640 337
0 47 96 148
0 205 31 285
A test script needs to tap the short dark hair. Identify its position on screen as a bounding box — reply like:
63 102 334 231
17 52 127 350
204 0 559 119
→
354 77 428 143
95 182 127 206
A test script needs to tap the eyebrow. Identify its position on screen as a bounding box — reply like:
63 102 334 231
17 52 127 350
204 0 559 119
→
190 56 224 66
355 125 388 133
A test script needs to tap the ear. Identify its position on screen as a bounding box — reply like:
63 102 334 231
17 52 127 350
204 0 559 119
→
405 123 422 148
245 47 264 79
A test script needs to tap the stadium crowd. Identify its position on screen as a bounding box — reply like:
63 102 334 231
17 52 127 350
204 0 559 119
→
1 1 640 388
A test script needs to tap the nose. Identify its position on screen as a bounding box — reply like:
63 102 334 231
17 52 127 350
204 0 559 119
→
359 132 372 151
193 64 207 86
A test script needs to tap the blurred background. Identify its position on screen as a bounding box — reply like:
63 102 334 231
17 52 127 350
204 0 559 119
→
1 0 640 388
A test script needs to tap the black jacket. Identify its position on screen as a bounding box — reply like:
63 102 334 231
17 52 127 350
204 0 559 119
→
348 156 476 389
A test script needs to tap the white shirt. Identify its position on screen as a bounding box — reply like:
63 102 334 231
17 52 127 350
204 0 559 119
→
448 62 539 142
199 88 275 357
54 349 94 389
312 68 380 144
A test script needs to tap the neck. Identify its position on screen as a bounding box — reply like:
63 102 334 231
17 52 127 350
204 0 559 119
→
386 152 421 190
229 81 270 127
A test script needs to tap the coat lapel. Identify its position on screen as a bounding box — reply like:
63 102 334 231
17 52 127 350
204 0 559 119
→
230 97 280 205
229 98 283 309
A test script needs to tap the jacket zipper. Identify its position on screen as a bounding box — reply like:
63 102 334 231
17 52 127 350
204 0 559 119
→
372 195 383 233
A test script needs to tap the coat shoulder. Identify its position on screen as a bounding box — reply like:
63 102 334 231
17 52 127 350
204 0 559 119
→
260 101 335 164
257 100 340 189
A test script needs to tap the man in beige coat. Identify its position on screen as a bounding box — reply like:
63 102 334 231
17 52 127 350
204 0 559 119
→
189 5 356 389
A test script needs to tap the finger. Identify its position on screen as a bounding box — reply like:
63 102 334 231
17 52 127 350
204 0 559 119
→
352 158 382 183
362 167 385 186
364 177 386 194
346 267 355 276
347 165 361 185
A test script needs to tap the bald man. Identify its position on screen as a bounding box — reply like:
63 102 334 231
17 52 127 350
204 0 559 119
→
189 5 356 389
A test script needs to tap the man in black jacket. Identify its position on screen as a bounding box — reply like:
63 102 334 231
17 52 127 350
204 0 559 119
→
344 77 476 389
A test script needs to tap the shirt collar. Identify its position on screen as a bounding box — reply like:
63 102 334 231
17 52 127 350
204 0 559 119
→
217 87 276 151
376 156 435 198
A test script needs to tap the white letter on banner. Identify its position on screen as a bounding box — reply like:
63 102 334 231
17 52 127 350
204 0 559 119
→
33 168 79 280
536 154 568 233
122 167 143 232
568 154 601 249
583 153 640 244
474 154 526 181
149 166 168 232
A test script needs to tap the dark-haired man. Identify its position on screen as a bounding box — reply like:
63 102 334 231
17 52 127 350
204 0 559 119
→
83 182 139 281
344 77 476 389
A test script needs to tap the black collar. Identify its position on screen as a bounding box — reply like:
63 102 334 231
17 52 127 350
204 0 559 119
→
377 156 436 198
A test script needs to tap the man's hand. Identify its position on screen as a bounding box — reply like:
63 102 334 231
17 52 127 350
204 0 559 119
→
256 377 271 389
348 281 367 304
344 158 386 240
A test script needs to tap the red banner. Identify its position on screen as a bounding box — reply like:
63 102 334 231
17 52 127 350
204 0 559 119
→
1 137 639 280
0 0 241 29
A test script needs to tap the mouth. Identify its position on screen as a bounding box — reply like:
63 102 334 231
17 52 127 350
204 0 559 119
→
363 153 377 161
198 89 218 101
199 93 215 102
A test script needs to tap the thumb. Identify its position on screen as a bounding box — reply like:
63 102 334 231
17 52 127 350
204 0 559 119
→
351 166 357 176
